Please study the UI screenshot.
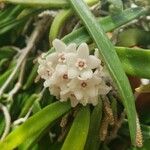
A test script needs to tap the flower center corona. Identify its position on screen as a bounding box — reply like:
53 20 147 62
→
58 53 66 63
76 58 87 70
81 82 87 88
71 93 76 98
63 74 68 80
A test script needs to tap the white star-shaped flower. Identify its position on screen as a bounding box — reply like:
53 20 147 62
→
66 43 100 80
37 39 112 107
67 73 101 103
49 86 60 99
37 54 54 80
44 64 69 90
46 39 76 66
60 91 79 107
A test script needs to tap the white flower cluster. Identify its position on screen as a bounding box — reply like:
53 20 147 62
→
38 39 111 107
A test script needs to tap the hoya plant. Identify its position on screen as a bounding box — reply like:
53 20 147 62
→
0 0 150 149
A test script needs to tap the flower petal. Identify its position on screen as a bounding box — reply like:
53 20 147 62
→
70 99 78 107
87 55 100 69
66 53 77 67
74 90 83 100
66 43 77 53
46 53 57 63
99 82 112 95
68 67 79 79
52 39 66 52
49 86 60 98
80 69 93 80
86 87 97 97
81 98 88 106
55 64 67 76
77 43 89 59
67 78 79 90
91 97 98 106
60 88 70 95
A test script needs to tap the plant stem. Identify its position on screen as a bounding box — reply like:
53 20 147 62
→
8 59 26 100
0 16 51 97
0 103 11 141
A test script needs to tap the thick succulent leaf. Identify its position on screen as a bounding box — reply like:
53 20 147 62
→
85 99 102 150
61 106 90 150
68 0 137 144
61 7 147 46
23 63 38 90
117 28 150 47
0 102 71 150
19 94 39 117
49 9 72 44
0 0 99 8
116 47 150 79
0 69 13 86
108 0 123 13
48 7 147 54
46 7 150 79
0 46 16 59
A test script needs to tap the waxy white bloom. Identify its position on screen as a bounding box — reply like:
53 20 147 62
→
38 39 111 107
46 39 76 66
60 91 79 107
67 75 100 106
66 43 100 80
37 54 54 80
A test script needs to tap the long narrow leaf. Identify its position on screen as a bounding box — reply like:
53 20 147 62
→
47 7 147 54
69 0 137 144
62 7 147 46
0 0 99 8
61 106 90 150
116 47 150 79
49 9 73 44
85 98 102 150
0 102 71 150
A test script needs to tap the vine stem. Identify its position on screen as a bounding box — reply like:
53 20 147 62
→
0 16 51 97
13 107 33 126
8 59 26 100
0 103 11 141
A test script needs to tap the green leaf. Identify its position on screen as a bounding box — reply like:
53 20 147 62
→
85 99 102 150
116 47 150 79
23 63 38 90
0 5 23 25
47 8 150 78
108 0 123 13
117 28 150 47
61 106 90 150
68 0 136 145
141 124 150 140
49 9 73 44
0 6 15 20
63 8 146 45
130 139 150 150
119 120 150 140
0 0 99 8
47 7 147 54
19 128 45 150
0 46 17 59
19 94 39 117
0 9 37 35
0 102 71 150
0 68 13 87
